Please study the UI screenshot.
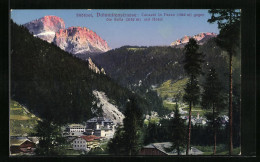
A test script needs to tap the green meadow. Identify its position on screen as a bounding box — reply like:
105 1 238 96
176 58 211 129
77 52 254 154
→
10 100 40 136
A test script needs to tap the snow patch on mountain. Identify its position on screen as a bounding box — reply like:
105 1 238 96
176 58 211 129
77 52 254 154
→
33 31 56 36
24 15 65 43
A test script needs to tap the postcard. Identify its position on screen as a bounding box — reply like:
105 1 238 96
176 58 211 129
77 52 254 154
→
10 9 242 156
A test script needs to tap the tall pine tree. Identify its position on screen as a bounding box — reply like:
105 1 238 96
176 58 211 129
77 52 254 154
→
34 120 65 155
108 96 143 155
169 104 186 155
208 9 240 155
183 38 204 155
123 96 143 155
107 126 125 155
201 67 225 154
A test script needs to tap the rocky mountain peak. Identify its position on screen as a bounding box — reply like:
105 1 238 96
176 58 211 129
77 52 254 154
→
54 26 110 54
23 15 65 43
23 16 110 54
170 32 217 48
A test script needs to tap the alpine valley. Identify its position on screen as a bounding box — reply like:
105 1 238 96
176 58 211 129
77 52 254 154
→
10 11 242 156
12 15 241 122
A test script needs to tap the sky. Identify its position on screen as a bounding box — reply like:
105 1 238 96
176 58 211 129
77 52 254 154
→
11 9 219 49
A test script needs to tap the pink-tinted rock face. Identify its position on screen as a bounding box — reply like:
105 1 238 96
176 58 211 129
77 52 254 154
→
54 27 110 54
171 32 217 47
24 16 110 54
24 16 65 43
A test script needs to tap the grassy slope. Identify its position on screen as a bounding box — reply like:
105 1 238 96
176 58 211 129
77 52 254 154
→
10 100 40 136
156 78 188 100
156 78 228 117
194 145 241 155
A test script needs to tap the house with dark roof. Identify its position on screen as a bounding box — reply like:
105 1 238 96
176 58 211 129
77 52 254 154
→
139 143 168 155
86 117 115 138
10 137 36 155
139 142 203 155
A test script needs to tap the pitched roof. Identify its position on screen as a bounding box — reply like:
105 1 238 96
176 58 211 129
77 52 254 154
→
10 138 32 146
68 124 85 128
142 142 203 155
75 135 101 142
27 137 39 144
87 117 113 123
142 143 170 155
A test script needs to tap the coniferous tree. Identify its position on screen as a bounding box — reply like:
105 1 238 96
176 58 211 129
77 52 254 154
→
201 67 225 154
34 120 65 155
144 118 161 145
107 96 143 155
169 104 186 155
123 96 144 155
107 126 125 155
183 38 204 155
208 9 240 155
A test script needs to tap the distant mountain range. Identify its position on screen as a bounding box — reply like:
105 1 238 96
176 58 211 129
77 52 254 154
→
15 16 230 119
23 16 217 54
11 21 164 123
24 16 110 54
170 32 217 48
91 42 228 89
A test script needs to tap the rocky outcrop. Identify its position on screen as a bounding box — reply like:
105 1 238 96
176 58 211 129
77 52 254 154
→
100 68 106 75
87 57 106 75
23 16 110 54
24 15 65 43
54 27 110 54
171 32 217 48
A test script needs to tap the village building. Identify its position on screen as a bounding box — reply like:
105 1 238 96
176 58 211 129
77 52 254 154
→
194 113 207 125
65 124 86 136
10 137 36 155
163 111 175 119
27 137 39 145
139 143 168 155
86 117 115 139
139 142 203 155
219 115 229 126
71 135 101 152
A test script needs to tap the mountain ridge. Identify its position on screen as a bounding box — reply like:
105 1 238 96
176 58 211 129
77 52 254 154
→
170 32 217 48
11 20 164 124
23 15 110 54
23 15 65 43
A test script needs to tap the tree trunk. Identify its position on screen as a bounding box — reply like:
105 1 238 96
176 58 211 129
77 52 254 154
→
228 10 234 156
213 104 216 155
186 101 192 155
229 52 233 155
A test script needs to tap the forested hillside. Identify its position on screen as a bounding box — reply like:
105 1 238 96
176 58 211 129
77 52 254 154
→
92 46 185 87
91 41 229 90
10 21 159 124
